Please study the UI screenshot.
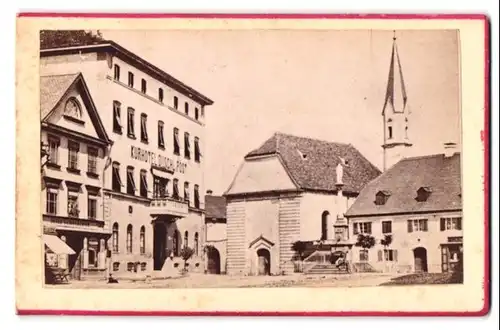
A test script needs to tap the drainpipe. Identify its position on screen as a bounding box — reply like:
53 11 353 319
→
102 143 113 279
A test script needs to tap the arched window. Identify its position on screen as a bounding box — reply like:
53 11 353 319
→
126 224 133 253
194 232 199 256
321 211 330 240
140 226 145 254
184 231 189 248
405 126 408 139
173 230 180 256
64 97 82 119
112 223 119 253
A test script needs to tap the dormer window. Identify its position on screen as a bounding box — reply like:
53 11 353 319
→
297 149 307 160
375 190 391 205
416 187 432 202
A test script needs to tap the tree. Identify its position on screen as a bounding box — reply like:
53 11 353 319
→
380 234 393 272
354 234 376 262
40 30 104 50
179 246 195 271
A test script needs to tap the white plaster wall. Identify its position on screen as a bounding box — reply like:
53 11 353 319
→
226 157 297 195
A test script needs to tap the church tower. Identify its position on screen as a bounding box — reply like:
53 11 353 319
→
382 31 412 171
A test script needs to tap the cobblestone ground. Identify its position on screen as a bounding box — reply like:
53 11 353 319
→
47 273 395 289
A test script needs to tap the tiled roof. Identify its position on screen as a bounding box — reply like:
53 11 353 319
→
40 73 80 119
345 153 462 217
205 195 227 219
245 132 382 194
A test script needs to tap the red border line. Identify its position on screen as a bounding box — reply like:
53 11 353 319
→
17 13 488 20
16 13 491 317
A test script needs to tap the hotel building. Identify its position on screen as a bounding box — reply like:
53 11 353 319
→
40 39 214 277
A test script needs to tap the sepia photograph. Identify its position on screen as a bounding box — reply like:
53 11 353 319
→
15 15 489 314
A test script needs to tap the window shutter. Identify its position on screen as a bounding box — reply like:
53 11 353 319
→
456 218 462 230
440 218 446 231
407 220 413 233
423 220 428 232
393 250 398 262
377 250 383 262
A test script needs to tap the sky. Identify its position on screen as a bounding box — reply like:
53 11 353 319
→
103 29 461 195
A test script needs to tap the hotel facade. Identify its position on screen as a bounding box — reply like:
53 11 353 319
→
40 40 214 278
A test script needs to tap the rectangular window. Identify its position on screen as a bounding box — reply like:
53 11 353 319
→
46 188 58 215
173 128 180 155
173 96 178 109
141 79 147 93
194 184 200 209
127 108 135 138
388 126 393 139
158 121 165 148
195 107 199 120
184 182 190 204
113 101 122 134
140 113 148 143
384 249 397 262
353 222 372 235
184 132 190 159
158 88 164 103
114 64 120 81
127 166 136 195
194 137 201 162
87 147 98 174
112 162 122 192
172 179 180 199
153 177 169 198
67 141 79 171
440 217 462 231
184 102 189 115
381 221 392 234
140 170 148 198
67 191 79 218
88 196 97 219
359 250 369 262
128 72 134 88
407 219 428 233
47 136 60 165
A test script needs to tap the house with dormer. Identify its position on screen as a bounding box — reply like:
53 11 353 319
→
224 132 381 276
344 33 463 275
41 73 113 281
345 146 462 274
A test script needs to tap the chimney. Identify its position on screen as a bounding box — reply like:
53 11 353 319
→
206 189 213 195
444 142 458 158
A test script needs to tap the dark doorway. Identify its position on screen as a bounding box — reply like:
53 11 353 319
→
65 234 83 280
413 247 428 273
257 248 271 275
207 247 221 274
153 223 167 270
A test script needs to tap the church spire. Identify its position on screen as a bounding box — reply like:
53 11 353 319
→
382 31 408 115
381 31 412 171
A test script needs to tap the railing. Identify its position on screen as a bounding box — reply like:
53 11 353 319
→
150 197 189 217
301 250 333 273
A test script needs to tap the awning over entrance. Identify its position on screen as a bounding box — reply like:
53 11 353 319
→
152 168 170 180
43 234 76 255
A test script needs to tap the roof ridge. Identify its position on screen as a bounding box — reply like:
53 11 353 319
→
401 152 461 162
275 131 351 146
41 72 80 78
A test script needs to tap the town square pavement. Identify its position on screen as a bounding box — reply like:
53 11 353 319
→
47 273 396 289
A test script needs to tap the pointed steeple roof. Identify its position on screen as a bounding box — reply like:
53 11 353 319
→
382 31 408 115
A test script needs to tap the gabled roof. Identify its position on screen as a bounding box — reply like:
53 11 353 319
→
205 195 227 220
345 153 461 217
40 40 213 106
244 132 381 194
40 72 111 144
